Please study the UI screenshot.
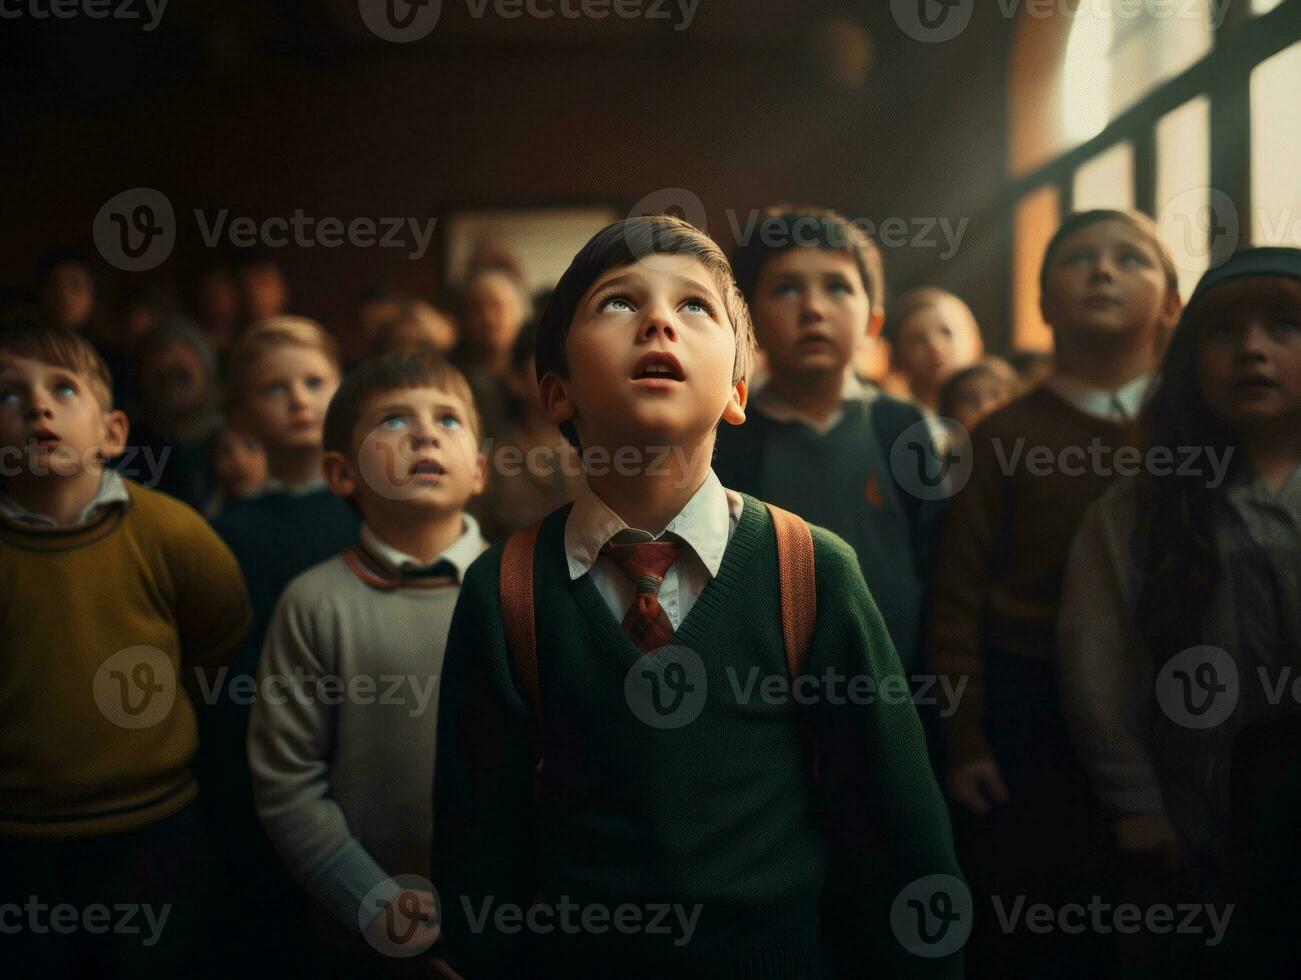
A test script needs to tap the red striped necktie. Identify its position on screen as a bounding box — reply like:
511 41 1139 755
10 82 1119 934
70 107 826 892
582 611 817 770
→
599 536 684 653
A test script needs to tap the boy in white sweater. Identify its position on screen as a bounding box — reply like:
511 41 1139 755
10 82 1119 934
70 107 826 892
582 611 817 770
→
247 350 486 966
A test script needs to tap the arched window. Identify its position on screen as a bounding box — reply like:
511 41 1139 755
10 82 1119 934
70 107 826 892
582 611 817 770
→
1007 0 1301 349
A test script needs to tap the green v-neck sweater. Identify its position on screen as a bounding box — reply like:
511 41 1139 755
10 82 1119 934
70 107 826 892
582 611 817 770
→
431 493 962 979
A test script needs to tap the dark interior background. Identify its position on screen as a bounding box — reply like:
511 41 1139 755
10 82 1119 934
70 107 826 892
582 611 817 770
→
0 1 1016 347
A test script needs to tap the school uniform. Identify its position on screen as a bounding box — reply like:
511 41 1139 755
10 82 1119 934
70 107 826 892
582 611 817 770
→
713 374 942 670
431 472 962 979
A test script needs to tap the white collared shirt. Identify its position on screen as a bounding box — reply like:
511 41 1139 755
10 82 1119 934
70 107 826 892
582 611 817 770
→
0 469 131 529
359 513 486 582
1047 372 1152 424
749 369 879 435
564 468 744 629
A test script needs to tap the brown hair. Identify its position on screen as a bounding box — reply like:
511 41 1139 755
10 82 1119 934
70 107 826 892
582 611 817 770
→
323 349 481 459
224 316 341 406
0 321 114 409
885 287 981 345
730 205 886 317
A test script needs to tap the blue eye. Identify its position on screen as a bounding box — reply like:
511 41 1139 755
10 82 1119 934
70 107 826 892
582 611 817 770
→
600 296 635 313
438 414 463 430
0 390 15 406
827 281 852 295
54 382 76 397
305 376 325 390
1276 320 1301 335
381 416 408 430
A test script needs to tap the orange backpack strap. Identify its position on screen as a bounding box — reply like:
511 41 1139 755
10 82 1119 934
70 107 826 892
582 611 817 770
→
765 503 817 681
499 520 544 727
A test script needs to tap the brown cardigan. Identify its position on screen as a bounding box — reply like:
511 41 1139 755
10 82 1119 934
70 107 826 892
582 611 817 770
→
926 383 1139 764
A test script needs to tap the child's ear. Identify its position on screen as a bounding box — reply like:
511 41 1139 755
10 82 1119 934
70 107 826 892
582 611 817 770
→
721 378 747 426
867 308 886 338
538 371 575 427
100 409 129 463
470 451 488 496
1159 287 1184 332
322 451 357 500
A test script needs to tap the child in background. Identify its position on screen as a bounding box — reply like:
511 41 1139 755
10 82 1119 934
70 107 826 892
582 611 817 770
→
458 267 529 378
472 319 585 542
206 315 361 971
432 216 961 979
236 251 292 322
886 287 984 412
1007 349 1054 388
1059 248 1301 970
715 206 944 672
207 420 267 517
369 300 459 358
130 318 223 512
248 350 486 972
938 356 1021 434
927 209 1181 978
35 246 97 332
0 323 250 978
191 261 242 361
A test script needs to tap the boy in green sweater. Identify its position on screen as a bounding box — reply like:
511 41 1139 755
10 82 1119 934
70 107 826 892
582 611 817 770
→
0 322 251 977
431 216 963 979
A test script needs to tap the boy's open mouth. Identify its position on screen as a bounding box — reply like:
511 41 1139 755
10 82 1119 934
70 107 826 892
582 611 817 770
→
410 458 446 482
30 427 60 449
631 351 685 383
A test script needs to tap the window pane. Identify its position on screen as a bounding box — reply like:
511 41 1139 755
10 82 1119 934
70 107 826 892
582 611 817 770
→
1013 185 1061 351
1073 141 1135 212
1155 96 1212 300
1061 1 1217 146
1251 41 1301 248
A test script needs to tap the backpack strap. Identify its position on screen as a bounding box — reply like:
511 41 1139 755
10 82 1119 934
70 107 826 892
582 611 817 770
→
765 502 817 680
499 519 544 726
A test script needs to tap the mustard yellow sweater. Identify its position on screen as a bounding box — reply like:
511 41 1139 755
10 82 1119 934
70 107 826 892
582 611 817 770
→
0 480 251 840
